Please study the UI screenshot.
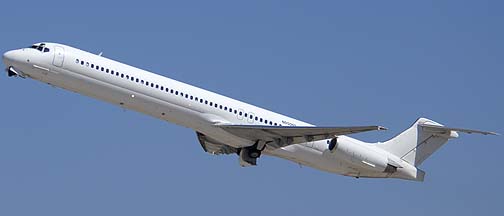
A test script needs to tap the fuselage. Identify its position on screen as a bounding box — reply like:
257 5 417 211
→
3 42 419 180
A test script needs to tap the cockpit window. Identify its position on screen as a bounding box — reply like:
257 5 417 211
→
28 43 50 53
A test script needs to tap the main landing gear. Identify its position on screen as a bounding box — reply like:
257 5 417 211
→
238 140 266 167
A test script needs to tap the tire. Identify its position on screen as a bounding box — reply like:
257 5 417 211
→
249 150 261 158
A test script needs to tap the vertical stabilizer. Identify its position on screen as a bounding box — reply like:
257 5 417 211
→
378 118 457 166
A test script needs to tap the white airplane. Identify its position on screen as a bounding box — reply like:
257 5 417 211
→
3 42 498 181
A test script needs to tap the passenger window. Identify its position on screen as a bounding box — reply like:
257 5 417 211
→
160 86 164 90
224 107 227 111
205 100 208 104
214 103 218 108
86 62 89 67
75 59 79 63
244 113 248 118
175 91 179 95
190 96 193 100
121 74 124 78
141 80 144 84
255 117 258 121
146 81 149 86
116 72 119 76
234 110 237 114
260 118 263 122
131 77 134 81
170 89 174 94
156 84 159 89
81 61 84 65
106 69 109 73
111 70 114 74
151 83 154 87
200 99 203 103
91 64 94 68
219 105 223 109
210 102 213 106
239 111 243 116
44 48 50 52
101 67 104 71
136 78 139 82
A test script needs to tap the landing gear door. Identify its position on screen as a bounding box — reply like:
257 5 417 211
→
53 46 65 67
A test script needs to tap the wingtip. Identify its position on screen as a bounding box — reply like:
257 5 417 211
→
378 126 388 131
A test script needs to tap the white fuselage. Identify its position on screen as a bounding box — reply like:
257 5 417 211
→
3 43 419 180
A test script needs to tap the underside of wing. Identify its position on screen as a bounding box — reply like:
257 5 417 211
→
217 124 387 149
196 132 238 155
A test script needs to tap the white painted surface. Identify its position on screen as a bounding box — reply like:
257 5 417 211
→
3 42 496 181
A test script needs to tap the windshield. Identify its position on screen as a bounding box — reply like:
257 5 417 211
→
28 43 50 53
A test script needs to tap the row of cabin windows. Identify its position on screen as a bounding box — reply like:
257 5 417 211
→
75 58 282 126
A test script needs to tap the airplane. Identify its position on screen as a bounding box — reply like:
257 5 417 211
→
3 42 498 182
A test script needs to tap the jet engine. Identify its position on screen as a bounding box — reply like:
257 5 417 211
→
328 137 399 173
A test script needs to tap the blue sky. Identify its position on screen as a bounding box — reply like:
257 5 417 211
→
0 1 502 215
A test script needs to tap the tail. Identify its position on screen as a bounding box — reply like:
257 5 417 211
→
378 118 497 167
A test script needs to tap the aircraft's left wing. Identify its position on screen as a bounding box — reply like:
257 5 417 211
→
217 124 387 149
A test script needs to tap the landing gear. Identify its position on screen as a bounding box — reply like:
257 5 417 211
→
238 140 266 167
249 150 261 158
6 66 25 78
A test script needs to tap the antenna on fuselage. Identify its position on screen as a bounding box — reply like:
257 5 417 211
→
98 52 103 56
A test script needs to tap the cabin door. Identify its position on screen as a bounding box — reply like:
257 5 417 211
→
52 46 65 67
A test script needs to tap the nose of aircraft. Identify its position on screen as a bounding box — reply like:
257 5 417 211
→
3 50 17 65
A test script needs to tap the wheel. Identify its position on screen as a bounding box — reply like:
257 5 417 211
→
249 150 261 158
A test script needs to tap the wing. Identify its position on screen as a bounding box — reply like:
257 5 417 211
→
217 124 387 149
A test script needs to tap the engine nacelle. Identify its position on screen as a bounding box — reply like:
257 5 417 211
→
328 137 393 172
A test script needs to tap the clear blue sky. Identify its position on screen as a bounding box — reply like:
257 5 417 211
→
1 1 502 215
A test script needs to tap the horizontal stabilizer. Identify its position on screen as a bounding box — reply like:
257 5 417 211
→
419 124 499 136
378 117 498 167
